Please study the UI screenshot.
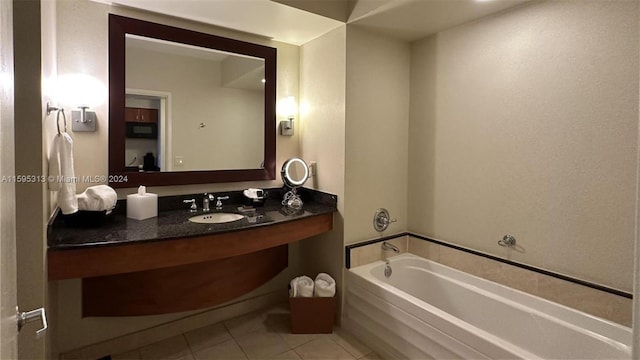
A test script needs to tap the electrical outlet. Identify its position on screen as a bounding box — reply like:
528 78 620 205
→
174 156 184 166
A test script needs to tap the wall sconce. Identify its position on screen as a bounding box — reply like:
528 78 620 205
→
279 96 296 136
71 105 97 132
55 74 105 132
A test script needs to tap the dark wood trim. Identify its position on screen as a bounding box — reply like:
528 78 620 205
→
48 212 332 280
108 14 276 188
345 232 633 299
82 245 288 316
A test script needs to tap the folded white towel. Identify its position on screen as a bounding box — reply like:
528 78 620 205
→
77 185 117 211
289 276 314 298
313 273 336 297
50 133 77 215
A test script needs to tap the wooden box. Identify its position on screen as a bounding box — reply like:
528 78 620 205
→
289 296 336 334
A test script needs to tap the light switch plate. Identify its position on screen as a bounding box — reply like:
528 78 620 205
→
309 161 317 176
71 110 97 132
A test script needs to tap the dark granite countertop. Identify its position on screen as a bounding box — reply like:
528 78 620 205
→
47 188 337 251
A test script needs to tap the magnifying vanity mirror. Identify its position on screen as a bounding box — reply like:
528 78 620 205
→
281 158 309 209
108 14 276 187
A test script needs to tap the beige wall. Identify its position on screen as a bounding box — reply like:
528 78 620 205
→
126 48 264 171
297 24 411 320
299 27 347 210
53 0 301 352
298 26 347 316
344 25 410 244
408 0 639 292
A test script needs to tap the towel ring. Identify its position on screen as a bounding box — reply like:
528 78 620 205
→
56 109 67 134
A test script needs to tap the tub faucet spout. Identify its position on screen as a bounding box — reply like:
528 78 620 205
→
381 241 399 253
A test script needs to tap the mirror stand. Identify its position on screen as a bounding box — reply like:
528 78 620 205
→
282 188 303 209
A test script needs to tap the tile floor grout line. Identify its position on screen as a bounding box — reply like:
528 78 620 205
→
334 337 373 359
292 348 304 360
232 335 252 360
180 333 197 360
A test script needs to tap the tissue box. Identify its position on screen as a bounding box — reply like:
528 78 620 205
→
126 192 158 220
289 296 336 334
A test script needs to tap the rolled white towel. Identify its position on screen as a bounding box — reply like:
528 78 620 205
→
289 276 314 298
77 185 117 211
313 273 336 297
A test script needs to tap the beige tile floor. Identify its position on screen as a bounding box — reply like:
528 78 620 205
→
110 304 380 360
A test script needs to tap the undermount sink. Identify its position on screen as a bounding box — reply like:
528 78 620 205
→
189 213 244 224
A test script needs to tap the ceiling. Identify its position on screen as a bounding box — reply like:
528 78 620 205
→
103 0 344 46
349 0 530 42
97 0 530 45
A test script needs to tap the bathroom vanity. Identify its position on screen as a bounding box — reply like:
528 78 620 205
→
47 189 336 316
46 15 336 317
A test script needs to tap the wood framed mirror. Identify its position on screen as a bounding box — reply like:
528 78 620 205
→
108 14 276 188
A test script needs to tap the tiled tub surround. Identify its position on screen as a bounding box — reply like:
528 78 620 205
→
345 234 632 327
345 254 631 359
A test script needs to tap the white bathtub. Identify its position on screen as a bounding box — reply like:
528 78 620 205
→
344 253 631 360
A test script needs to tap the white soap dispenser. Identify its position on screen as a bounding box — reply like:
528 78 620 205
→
126 185 158 220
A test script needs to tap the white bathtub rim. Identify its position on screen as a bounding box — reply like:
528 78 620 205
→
345 296 494 360
347 277 535 360
347 270 539 360
351 253 631 340
348 253 631 358
405 264 632 353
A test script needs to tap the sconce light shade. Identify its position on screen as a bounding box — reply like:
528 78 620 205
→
55 74 106 108
279 96 296 136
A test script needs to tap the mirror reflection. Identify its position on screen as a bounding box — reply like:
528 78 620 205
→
124 35 265 172
109 14 276 187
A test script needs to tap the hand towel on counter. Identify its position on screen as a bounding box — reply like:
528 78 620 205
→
313 273 336 297
49 133 78 215
289 276 314 298
77 185 117 212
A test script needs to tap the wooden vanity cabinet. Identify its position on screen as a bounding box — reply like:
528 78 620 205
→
125 107 158 123
48 212 334 316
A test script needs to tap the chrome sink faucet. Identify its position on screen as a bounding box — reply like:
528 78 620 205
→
203 193 215 212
